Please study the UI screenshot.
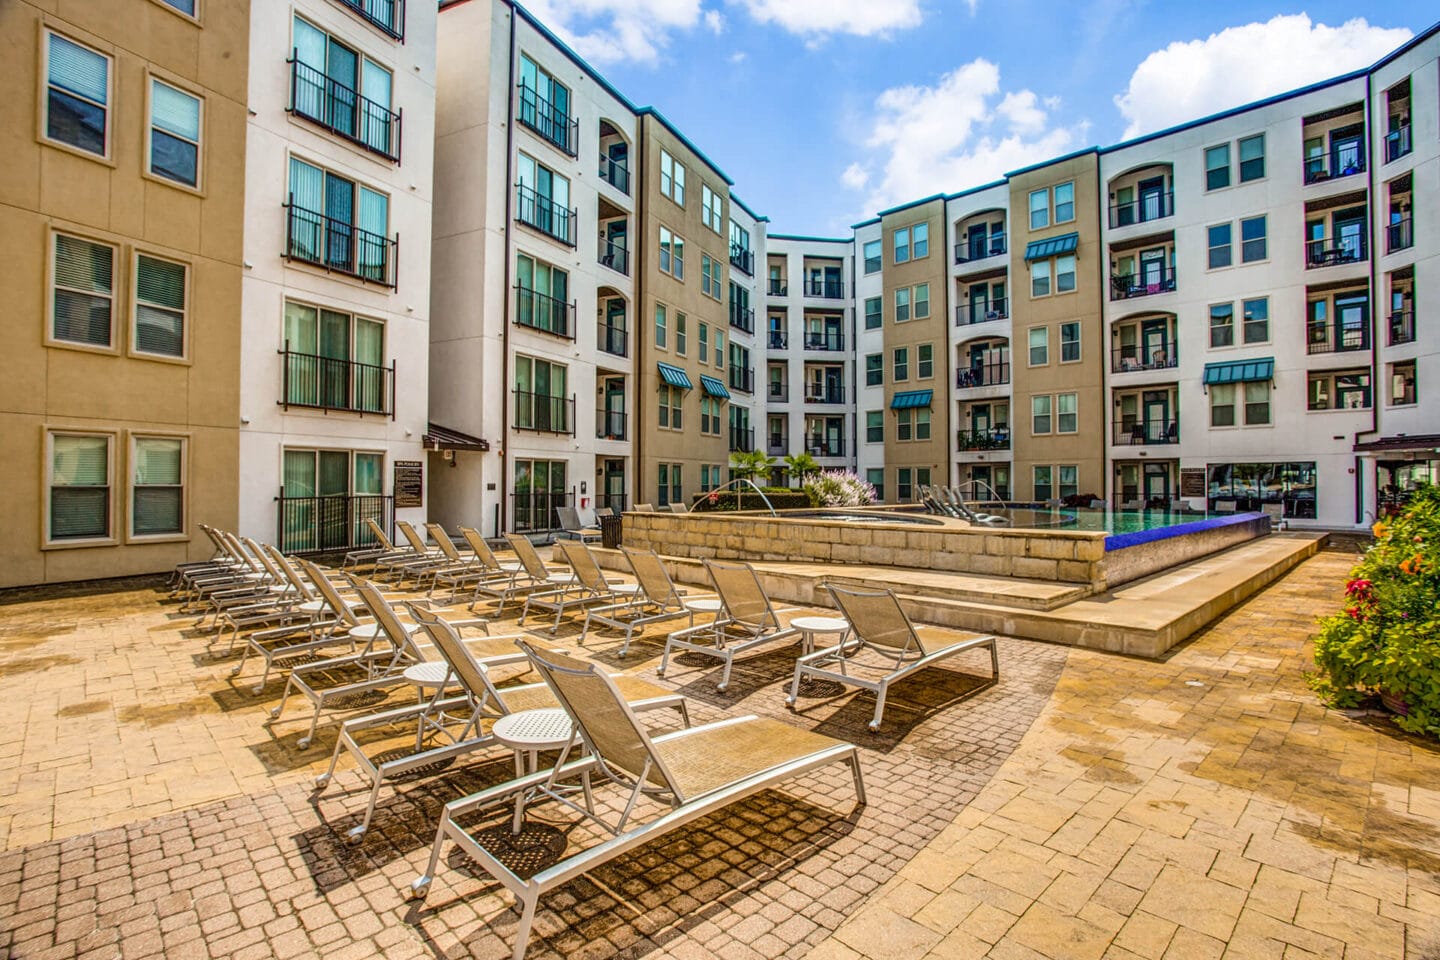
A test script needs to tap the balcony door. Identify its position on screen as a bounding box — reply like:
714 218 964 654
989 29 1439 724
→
1138 248 1167 293
1142 390 1171 442
1333 211 1366 261
601 378 625 439
1336 294 1368 350
1330 124 1363 174
1140 318 1169 367
972 404 992 434
1138 177 1165 221
966 223 989 259
1143 463 1170 507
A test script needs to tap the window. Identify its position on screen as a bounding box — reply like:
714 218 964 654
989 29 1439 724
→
1308 370 1372 410
1209 303 1234 348
913 223 929 258
675 312 687 356
699 397 721 435
863 240 882 274
288 158 392 281
917 344 933 379
701 184 723 233
914 283 930 319
1058 466 1078 500
865 353 883 386
1242 297 1269 344
1059 321 1080 362
1207 223 1232 269
895 288 910 323
283 302 386 412
698 322 709 363
1055 255 1076 293
1241 215 1267 263
916 408 931 441
1029 188 1049 230
157 0 196 14
1205 144 1230 190
700 254 721 299
48 433 112 543
131 436 184 537
1033 466 1053 502
293 19 398 154
133 254 188 358
1053 182 1074 223
148 79 201 188
514 152 572 246
658 226 685 279
51 233 116 348
1030 259 1051 298
894 227 910 264
514 355 569 432
515 253 570 336
1032 395 1052 434
1057 393 1077 433
867 469 885 502
1210 383 1236 427
897 468 913 502
896 409 912 441
1237 134 1265 182
893 347 908 381
657 463 683 507
657 384 683 429
1244 381 1270 425
864 296 882 330
715 330 724 368
1390 360 1417 405
659 150 685 205
1028 327 1048 366
44 32 110 157
655 303 666 348
866 411 883 443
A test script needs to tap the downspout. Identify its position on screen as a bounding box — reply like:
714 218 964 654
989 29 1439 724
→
498 2 518 537
634 115 647 509
1355 71 1380 525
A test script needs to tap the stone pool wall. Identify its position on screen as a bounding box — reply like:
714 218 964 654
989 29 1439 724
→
1102 512 1272 587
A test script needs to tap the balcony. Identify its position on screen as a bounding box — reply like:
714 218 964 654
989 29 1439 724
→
598 153 629 194
803 278 845 299
276 492 392 555
768 380 788 401
516 184 576 246
1385 125 1413 164
598 322 628 357
730 305 755 334
280 347 394 416
956 363 1010 389
1387 217 1414 254
955 299 1009 326
729 366 754 394
516 84 578 157
1110 268 1176 301
333 0 404 41
1304 153 1365 184
514 286 575 339
596 409 626 441
513 390 575 435
284 200 397 287
288 59 401 162
807 436 845 457
598 240 628 275
1112 343 1178 374
767 434 786 455
804 385 845 405
803 331 845 351
953 235 1006 265
1305 237 1366 269
729 426 754 453
768 279 788 296
956 428 1009 451
1389 311 1415 346
768 331 788 350
1306 321 1370 355
1114 420 1178 446
730 244 754 276
1108 192 1173 229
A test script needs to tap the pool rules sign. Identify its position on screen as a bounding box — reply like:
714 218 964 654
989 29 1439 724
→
394 460 424 508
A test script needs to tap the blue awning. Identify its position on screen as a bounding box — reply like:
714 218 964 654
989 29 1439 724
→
1203 358 1274 385
1023 232 1079 261
657 362 692 390
890 390 933 410
699 375 730 398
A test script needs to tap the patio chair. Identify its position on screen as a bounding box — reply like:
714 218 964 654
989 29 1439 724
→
386 521 454 586
556 506 602 543
178 532 272 609
408 639 866 960
363 518 428 578
521 539 639 634
168 524 240 587
205 538 325 647
342 519 408 571
659 559 800 692
632 503 656 512
582 547 699 656
467 534 577 617
318 604 687 845
788 585 999 731
668 502 689 514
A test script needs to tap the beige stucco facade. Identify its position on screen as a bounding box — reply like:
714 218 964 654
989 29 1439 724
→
0 0 248 587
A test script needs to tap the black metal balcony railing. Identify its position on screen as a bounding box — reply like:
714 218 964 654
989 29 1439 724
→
803 278 845 299
805 385 845 404
1108 191 1174 229
729 426 754 453
598 240 629 275
956 428 1009 451
284 198 398 287
513 390 575 434
1110 268 1176 301
516 183 576 246
768 381 787 401
956 299 1009 325
729 366 755 394
1387 217 1414 254
598 323 627 357
1386 125 1413 163
1305 237 1366 268
953 235 1007 264
596 409 626 441
768 331 788 350
956 363 1010 389
277 492 392 555
730 245 754 276
288 58 401 162
1114 420 1179 445
807 436 845 457
1112 343 1178 374
767 434 786 454
516 84 578 157
1389 310 1416 346
512 491 569 533
334 0 404 41
514 286 575 339
1304 152 1366 184
768 279 788 296
1307 322 1371 355
803 331 845 351
280 346 395 417
730 306 755 334
598 153 629 194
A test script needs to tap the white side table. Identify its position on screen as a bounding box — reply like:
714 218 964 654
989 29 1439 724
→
683 597 723 629
402 660 460 750
790 615 851 655
492 707 590 831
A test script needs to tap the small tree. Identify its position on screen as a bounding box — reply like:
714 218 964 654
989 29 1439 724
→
728 449 773 484
783 452 821 488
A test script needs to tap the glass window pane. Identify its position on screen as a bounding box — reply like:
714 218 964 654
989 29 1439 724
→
49 34 108 103
151 80 200 140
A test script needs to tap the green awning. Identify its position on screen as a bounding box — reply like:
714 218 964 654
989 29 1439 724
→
890 390 933 410
1023 232 1079 261
1203 358 1274 385
657 362 692 389
700 375 730 398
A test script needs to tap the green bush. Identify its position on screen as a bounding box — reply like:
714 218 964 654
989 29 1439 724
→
691 490 814 512
1309 485 1440 737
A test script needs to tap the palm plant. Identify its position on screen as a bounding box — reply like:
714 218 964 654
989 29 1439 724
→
783 451 820 487
728 449 773 484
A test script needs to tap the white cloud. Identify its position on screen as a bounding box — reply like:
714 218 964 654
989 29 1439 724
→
729 50 748 63
521 0 708 65
844 59 1088 215
731 0 922 40
1116 15 1411 139
704 9 725 34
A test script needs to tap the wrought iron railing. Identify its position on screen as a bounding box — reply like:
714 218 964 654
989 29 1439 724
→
597 240 629 275
284 198 397 286
598 153 629 194
1389 310 1415 346
768 380 787 401
730 245 754 276
1305 236 1367 268
516 84 578 156
596 409 626 441
598 322 628 357
1110 268 1176 300
288 58 401 162
333 0 404 41
1385 124 1412 163
280 346 395 416
956 299 1008 325
803 278 845 299
515 183 576 246
512 390 575 434
767 434 787 454
729 426 754 453
511 491 569 533
729 366 755 394
767 279 788 296
276 492 392 554
1304 152 1365 184
1306 321 1370 354
806 436 845 457
1387 217 1413 254
803 331 845 351
730 305 755 333
956 428 1009 451
804 385 845 404
955 363 1010 388
953 235 1007 263
1108 192 1173 229
1114 420 1179 445
768 331 788 349
1112 343 1178 374
514 286 575 339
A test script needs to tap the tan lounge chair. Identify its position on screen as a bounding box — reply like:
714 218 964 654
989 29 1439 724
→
582 547 698 655
520 539 639 634
659 559 800 692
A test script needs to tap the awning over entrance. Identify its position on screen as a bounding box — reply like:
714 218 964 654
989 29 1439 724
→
890 389 933 410
657 362 692 389
423 423 490 451
699 375 730 398
1023 232 1079 261
1354 433 1440 453
1203 358 1274 385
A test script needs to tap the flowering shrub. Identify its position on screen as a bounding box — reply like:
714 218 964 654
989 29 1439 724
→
1309 485 1440 737
803 470 878 508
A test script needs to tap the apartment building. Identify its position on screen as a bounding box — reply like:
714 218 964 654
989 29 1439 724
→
727 196 768 481
853 219 887 497
0 0 249 587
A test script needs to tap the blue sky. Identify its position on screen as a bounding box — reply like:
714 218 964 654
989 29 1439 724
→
522 1 1435 235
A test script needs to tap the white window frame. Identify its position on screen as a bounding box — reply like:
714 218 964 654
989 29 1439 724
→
1028 326 1049 366
131 250 191 361
146 75 204 191
41 30 114 162
1053 182 1075 224
48 229 119 353
1031 395 1052 435
660 150 685 206
1059 321 1080 363
128 433 188 541
701 183 723 234
1028 188 1049 230
893 226 910 264
44 429 116 548
1057 393 1077 433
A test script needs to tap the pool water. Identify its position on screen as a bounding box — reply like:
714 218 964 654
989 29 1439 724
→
1040 509 1221 534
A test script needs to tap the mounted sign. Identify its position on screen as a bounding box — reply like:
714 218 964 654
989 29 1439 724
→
1180 467 1206 499
394 460 424 508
